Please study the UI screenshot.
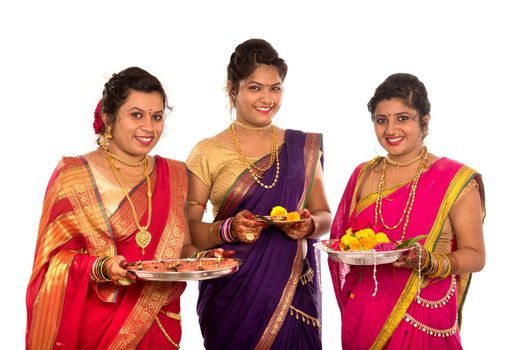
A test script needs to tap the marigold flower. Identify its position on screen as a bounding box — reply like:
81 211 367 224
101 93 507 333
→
355 228 375 240
286 212 301 221
375 232 390 243
360 236 377 250
270 206 287 216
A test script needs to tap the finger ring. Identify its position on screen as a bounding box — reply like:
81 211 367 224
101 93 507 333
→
117 279 130 286
246 233 255 241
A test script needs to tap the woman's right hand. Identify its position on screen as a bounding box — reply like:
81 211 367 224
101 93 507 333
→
231 209 268 243
104 255 137 286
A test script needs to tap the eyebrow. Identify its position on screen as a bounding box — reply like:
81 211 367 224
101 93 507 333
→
374 112 414 117
127 106 164 113
246 80 282 87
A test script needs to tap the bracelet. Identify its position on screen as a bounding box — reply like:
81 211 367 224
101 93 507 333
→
220 217 236 242
209 221 224 245
187 200 207 211
90 256 111 283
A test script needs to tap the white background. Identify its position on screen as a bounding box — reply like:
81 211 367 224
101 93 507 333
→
1 0 521 348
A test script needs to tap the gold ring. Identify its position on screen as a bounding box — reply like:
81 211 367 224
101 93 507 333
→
246 233 255 241
117 279 131 286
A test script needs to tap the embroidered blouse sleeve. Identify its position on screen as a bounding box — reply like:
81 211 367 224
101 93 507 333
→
186 140 213 189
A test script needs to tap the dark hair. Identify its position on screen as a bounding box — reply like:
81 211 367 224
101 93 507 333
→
367 73 431 129
227 38 288 98
101 67 170 126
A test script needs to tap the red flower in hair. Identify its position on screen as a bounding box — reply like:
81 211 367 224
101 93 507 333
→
93 100 104 134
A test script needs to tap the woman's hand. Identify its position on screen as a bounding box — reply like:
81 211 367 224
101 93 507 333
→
391 245 427 270
208 248 236 258
104 255 137 286
280 209 317 240
231 209 268 243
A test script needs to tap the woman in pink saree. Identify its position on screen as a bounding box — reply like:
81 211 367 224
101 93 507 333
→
26 67 200 349
328 73 485 349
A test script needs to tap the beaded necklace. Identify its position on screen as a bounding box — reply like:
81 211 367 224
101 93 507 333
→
105 150 153 254
374 147 428 242
228 123 280 189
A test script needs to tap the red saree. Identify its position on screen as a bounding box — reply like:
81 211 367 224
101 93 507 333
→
26 156 188 349
328 157 485 349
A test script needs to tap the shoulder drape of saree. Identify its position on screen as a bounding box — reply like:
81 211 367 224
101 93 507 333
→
27 156 188 350
370 160 483 349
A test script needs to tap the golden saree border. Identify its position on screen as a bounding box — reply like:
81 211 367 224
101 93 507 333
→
217 152 272 218
108 283 184 350
69 157 116 256
297 133 322 209
255 244 303 350
154 161 187 260
28 250 76 350
108 160 187 349
370 165 479 349
350 158 381 219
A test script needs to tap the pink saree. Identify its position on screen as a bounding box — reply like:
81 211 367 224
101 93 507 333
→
328 157 484 349
26 156 188 349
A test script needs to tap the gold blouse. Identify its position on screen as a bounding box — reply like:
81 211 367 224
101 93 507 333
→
88 163 125 216
186 137 264 217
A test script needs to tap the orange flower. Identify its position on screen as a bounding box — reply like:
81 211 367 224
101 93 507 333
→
286 212 301 221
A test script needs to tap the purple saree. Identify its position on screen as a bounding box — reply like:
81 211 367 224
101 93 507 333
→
197 129 323 350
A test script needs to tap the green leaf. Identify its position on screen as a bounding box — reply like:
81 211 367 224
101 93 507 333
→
396 234 427 249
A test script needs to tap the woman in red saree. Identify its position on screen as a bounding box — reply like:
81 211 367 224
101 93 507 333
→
26 67 198 349
186 39 332 349
328 73 485 349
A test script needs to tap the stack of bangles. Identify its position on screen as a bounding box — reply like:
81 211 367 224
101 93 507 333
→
90 256 111 283
421 252 457 279
209 217 238 245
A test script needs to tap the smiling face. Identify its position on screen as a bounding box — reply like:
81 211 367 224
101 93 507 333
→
373 98 430 161
232 64 283 127
104 90 165 160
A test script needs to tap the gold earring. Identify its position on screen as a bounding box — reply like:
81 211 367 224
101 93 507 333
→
99 124 112 149
153 128 158 138
423 126 429 137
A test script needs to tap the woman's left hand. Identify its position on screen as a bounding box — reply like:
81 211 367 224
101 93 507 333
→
280 209 316 240
392 245 427 270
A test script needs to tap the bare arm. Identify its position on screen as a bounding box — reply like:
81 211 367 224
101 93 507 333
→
448 181 485 273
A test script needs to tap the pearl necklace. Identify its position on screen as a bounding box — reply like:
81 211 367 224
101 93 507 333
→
374 147 428 242
228 123 280 189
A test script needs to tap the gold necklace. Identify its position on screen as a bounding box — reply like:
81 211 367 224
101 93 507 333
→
228 123 280 189
105 149 147 167
374 148 428 242
234 119 273 132
105 150 153 254
386 146 427 169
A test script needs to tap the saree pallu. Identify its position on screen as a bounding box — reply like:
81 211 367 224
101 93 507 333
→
197 129 323 350
329 157 484 350
26 156 188 350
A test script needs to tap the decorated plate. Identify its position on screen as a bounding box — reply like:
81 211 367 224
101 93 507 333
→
313 240 411 265
254 215 306 225
127 258 241 281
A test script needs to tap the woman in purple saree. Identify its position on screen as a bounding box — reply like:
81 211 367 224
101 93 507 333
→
328 73 486 349
186 39 331 349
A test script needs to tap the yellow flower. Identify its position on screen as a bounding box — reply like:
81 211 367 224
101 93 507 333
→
360 236 377 250
345 228 354 236
355 228 375 240
286 212 301 221
375 232 390 243
347 236 360 250
270 206 287 216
